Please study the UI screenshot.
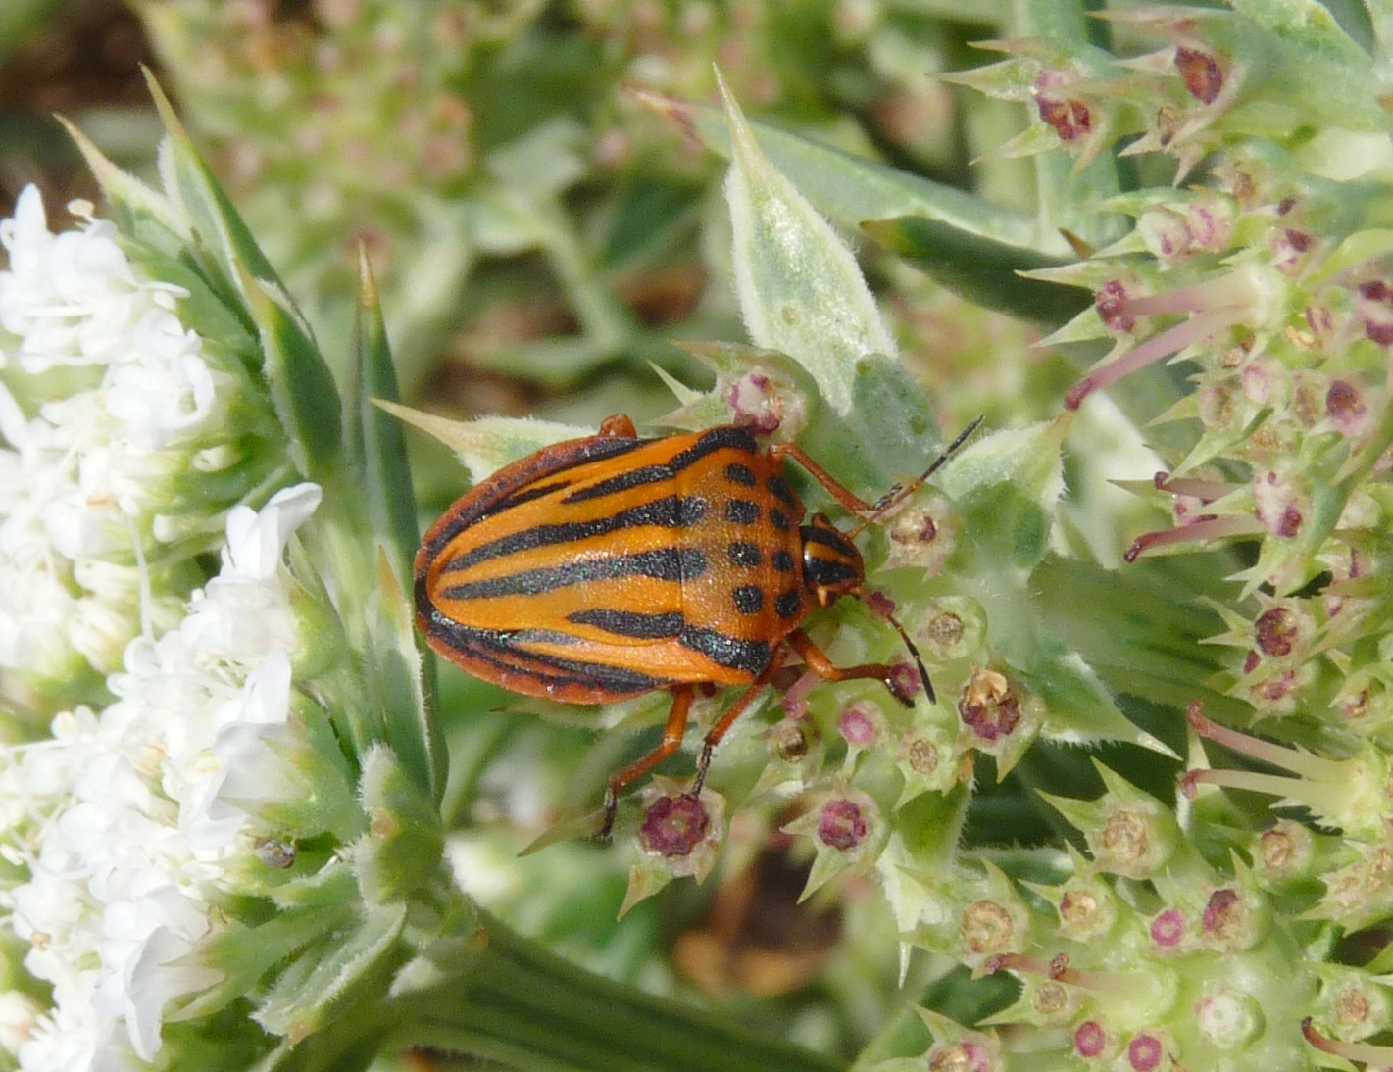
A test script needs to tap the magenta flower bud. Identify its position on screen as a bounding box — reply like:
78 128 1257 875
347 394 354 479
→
1075 1020 1107 1059
1254 469 1305 539
1096 280 1137 332
959 669 1020 743
1034 76 1093 144
1255 607 1299 657
1174 47 1223 103
1126 1032 1166 1071
1202 887 1267 951
640 794 710 857
1327 379 1371 437
818 798 869 851
838 702 881 749
1150 908 1186 950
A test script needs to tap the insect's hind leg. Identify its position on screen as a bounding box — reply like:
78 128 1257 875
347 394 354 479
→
788 629 922 707
601 685 694 839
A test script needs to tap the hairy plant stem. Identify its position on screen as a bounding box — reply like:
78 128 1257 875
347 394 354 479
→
391 911 845 1072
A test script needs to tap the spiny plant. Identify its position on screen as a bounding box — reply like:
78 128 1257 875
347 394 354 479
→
2 1 1393 1071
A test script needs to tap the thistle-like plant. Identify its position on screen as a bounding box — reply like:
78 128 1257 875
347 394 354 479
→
6 2 1393 1071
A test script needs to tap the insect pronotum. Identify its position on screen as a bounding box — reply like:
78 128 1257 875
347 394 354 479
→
415 413 982 837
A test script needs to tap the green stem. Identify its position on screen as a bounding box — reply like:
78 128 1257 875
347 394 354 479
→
398 912 845 1072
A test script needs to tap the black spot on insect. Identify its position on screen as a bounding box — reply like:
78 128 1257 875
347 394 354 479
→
772 550 795 573
725 500 760 525
728 542 762 567
771 509 792 532
775 589 802 619
768 476 797 509
732 585 764 614
725 463 757 487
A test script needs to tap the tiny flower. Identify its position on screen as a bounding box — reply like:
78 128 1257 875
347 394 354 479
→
1056 876 1118 943
884 491 959 574
1044 763 1179 879
641 794 711 858
621 779 726 916
1200 886 1267 951
1254 819 1316 883
1314 967 1392 1043
1126 1031 1168 1071
818 798 869 851
1149 907 1187 951
1254 606 1301 657
1074 1019 1109 1059
1183 703 1391 840
927 1040 994 1072
1034 73 1093 143
1195 987 1264 1050
782 787 885 900
838 701 883 751
1326 379 1371 437
958 668 1019 743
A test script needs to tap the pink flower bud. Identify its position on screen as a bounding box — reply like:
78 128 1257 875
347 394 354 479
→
959 669 1020 743
1327 379 1371 437
1174 47 1223 103
1075 1020 1107 1059
818 799 869 851
1034 73 1093 143
1150 908 1186 950
1255 607 1299 657
1127 1032 1166 1071
640 795 710 857
1096 280 1137 332
838 702 881 749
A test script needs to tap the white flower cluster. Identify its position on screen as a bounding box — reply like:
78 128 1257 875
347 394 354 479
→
0 483 321 1071
0 185 254 692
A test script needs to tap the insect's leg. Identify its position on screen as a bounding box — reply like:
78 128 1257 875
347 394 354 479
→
690 655 781 798
769 443 874 514
601 685 694 839
788 629 920 708
599 413 638 438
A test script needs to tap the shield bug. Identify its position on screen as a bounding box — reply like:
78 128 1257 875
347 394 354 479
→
415 413 981 837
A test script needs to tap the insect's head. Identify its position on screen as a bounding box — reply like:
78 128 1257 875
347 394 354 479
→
800 513 865 608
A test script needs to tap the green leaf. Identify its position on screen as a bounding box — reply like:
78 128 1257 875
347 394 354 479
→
633 88 1054 252
937 418 1069 576
718 72 895 415
374 401 589 482
862 216 1088 325
347 252 424 597
172 905 355 1023
242 272 343 479
141 70 342 477
353 745 445 904
253 902 407 1045
1017 642 1178 758
366 551 447 807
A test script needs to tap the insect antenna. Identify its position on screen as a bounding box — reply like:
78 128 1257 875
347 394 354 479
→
871 598 936 705
849 414 984 538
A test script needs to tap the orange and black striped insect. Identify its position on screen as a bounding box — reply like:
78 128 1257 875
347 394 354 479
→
415 414 981 837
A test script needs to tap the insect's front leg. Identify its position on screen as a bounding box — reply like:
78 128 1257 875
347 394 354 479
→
689 654 782 799
600 685 694 840
788 629 924 707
